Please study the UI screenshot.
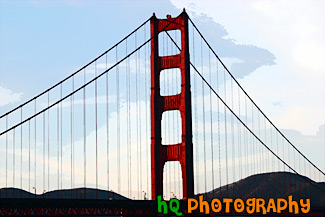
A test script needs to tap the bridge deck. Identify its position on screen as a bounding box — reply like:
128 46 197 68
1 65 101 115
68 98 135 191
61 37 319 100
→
0 199 324 216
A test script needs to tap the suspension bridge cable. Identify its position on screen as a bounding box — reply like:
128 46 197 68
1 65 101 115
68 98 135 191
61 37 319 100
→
188 17 325 177
165 30 325 194
195 60 325 194
0 17 151 121
0 24 182 209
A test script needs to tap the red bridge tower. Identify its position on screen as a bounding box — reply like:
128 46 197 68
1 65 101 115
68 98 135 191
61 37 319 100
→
150 10 194 200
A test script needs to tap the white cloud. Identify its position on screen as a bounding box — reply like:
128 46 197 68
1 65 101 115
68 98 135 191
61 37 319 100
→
171 0 325 135
0 86 22 107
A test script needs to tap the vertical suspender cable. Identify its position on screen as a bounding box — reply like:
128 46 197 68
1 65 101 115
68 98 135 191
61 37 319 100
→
116 46 121 195
167 34 171 199
135 32 140 199
139 39 142 198
264 117 267 172
217 59 221 197
70 80 73 198
251 103 255 197
57 98 59 198
223 68 229 196
193 26 199 195
209 50 214 197
71 76 76 193
34 99 37 196
83 69 87 198
201 37 207 196
277 131 281 193
282 137 286 194
177 30 181 198
21 107 23 198
48 92 50 195
288 137 291 194
128 42 132 199
13 128 15 198
270 124 273 173
231 77 235 194
163 33 167 198
257 111 262 195
258 112 261 174
95 60 98 199
238 85 242 181
145 26 149 198
60 85 62 196
43 111 45 197
176 31 180 198
28 120 31 197
106 53 110 199
293 138 296 191
244 96 248 178
125 41 130 198
6 116 8 195
172 31 176 198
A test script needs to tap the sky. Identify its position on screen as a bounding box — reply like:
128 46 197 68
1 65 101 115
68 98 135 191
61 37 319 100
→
0 0 324 197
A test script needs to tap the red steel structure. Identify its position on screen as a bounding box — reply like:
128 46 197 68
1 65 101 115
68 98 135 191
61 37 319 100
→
150 10 194 200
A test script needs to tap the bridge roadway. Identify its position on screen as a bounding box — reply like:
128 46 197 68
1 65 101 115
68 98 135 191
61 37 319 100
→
0 199 324 216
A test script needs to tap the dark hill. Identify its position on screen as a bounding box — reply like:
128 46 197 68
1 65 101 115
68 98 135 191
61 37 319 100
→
204 171 325 206
0 187 128 200
1 172 324 206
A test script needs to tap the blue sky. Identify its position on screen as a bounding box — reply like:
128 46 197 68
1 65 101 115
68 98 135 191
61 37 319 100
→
0 0 324 197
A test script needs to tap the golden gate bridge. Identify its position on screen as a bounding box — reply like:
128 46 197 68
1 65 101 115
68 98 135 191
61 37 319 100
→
0 10 324 216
